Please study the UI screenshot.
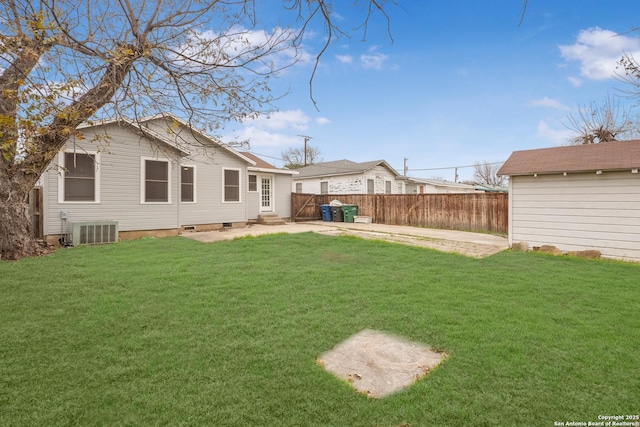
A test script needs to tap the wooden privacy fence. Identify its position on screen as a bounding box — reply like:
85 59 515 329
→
292 193 508 234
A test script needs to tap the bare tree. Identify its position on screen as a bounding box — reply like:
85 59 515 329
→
565 95 635 144
282 145 322 169
473 161 506 187
0 0 393 259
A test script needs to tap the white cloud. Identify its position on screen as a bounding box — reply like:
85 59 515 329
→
559 27 640 81
567 76 583 87
335 54 353 64
178 26 312 74
246 110 310 131
529 97 571 111
537 121 572 145
360 47 389 70
230 126 300 148
227 109 321 148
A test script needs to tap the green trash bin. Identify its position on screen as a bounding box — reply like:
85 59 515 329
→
342 205 358 223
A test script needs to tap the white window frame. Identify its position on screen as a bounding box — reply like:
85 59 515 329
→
248 174 258 192
180 164 197 203
295 182 302 193
320 181 328 194
222 168 242 203
140 156 172 204
58 150 101 204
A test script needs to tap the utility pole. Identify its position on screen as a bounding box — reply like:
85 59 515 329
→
403 157 408 177
298 135 313 165
454 167 459 183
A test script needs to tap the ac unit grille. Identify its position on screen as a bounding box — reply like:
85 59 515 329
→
69 221 119 245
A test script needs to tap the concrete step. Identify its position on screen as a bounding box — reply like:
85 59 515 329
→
257 214 286 225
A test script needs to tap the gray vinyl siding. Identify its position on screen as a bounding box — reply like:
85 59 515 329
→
177 153 248 226
43 121 251 237
247 190 260 220
273 174 292 218
510 172 640 261
143 117 248 226
44 124 182 236
246 173 294 221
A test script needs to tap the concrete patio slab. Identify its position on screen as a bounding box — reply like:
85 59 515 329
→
180 221 509 258
317 329 447 398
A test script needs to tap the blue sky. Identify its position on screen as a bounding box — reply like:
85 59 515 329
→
225 1 640 181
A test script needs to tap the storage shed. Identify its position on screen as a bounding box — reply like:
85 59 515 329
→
498 140 640 262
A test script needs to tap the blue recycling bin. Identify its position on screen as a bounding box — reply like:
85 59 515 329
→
320 204 332 221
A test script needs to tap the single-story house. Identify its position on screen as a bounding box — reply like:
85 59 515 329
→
399 177 480 194
498 140 640 261
40 113 297 245
292 159 403 194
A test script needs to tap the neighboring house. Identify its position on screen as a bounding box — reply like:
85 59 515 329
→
399 177 480 194
41 113 297 245
498 140 640 261
292 159 403 194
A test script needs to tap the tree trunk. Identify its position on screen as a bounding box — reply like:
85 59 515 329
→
0 180 41 260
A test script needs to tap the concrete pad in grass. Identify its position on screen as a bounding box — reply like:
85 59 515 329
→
317 329 447 398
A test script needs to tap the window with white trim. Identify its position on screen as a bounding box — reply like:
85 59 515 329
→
60 151 100 203
181 165 196 202
385 180 392 194
295 182 302 193
142 158 171 203
248 174 257 192
320 181 328 194
223 168 240 202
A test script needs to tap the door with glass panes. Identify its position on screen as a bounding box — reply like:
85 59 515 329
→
259 176 273 212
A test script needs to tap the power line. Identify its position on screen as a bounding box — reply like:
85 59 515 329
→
398 161 505 173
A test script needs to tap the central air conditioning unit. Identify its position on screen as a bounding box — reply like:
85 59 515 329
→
68 221 119 245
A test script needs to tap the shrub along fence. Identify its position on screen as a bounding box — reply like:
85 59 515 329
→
292 192 508 234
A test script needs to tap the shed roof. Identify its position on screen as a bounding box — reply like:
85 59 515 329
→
498 139 640 176
295 159 400 179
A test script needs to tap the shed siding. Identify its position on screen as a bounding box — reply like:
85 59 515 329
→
511 172 640 261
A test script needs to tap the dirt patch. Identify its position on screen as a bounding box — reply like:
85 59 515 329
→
325 228 505 258
317 329 447 398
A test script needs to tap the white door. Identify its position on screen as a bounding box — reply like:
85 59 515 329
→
260 176 273 212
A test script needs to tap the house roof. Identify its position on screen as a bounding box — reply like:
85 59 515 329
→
77 116 192 155
498 139 640 176
400 176 477 189
78 113 257 165
240 152 299 175
138 113 256 165
294 159 400 179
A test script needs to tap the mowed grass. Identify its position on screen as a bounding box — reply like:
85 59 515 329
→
1 233 638 426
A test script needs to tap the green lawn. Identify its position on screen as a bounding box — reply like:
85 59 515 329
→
1 233 638 426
